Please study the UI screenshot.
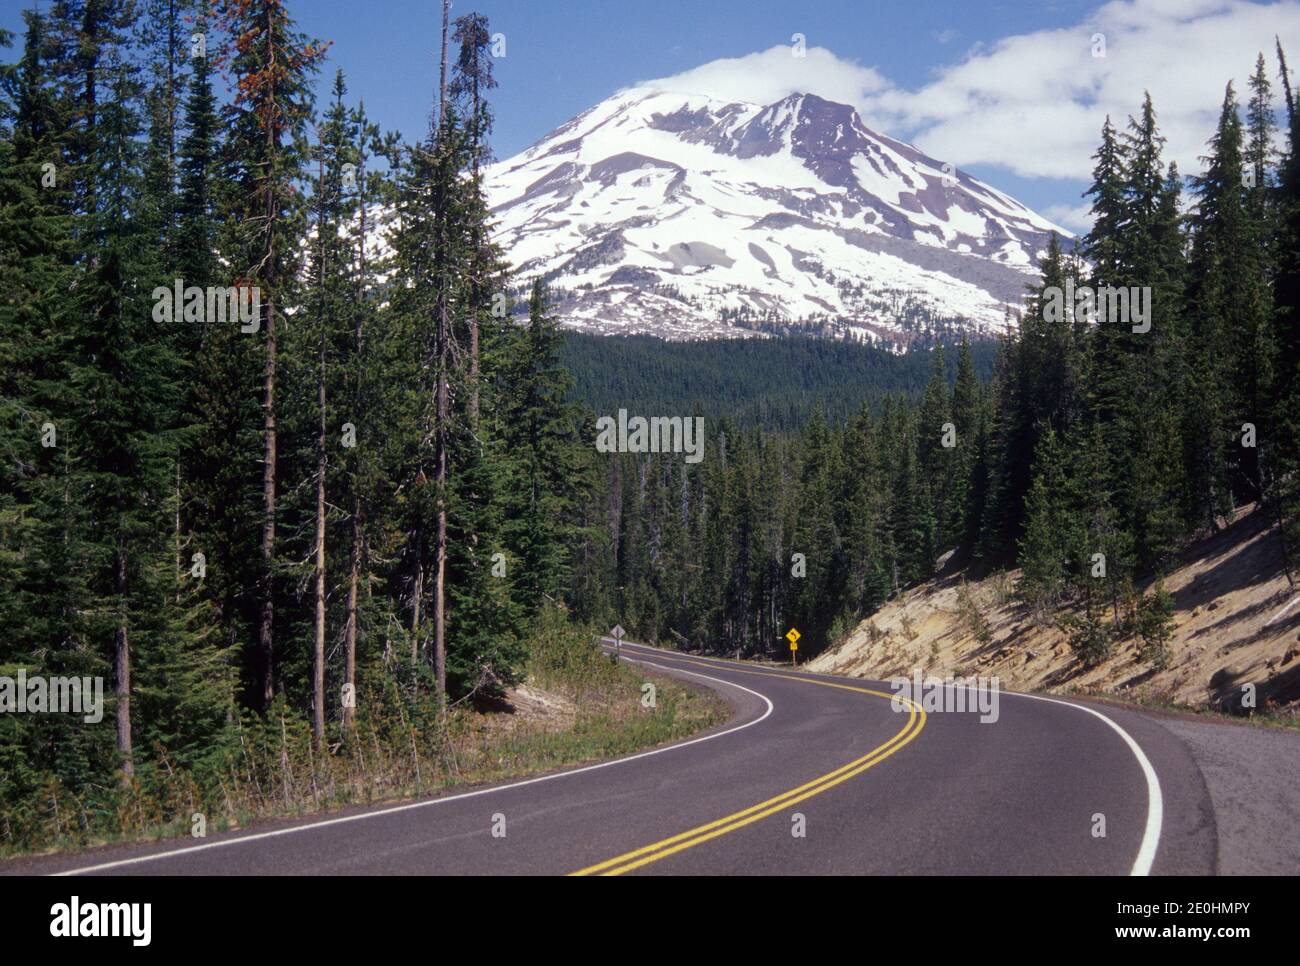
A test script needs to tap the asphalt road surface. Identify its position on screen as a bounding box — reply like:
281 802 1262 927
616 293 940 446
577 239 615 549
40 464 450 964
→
3 640 1239 875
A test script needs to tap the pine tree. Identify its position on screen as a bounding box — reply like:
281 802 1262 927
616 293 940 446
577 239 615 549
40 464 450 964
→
1274 41 1300 404
1186 84 1247 533
948 339 981 546
69 51 203 782
1084 115 1134 447
838 404 891 615
890 409 934 586
444 16 519 695
1270 41 1300 572
1019 430 1072 622
1239 54 1278 499
0 9 111 800
430 0 452 701
136 0 198 272
338 99 393 730
982 237 1076 558
500 281 586 620
175 17 217 293
388 63 475 694
300 71 356 743
916 344 953 553
173 14 224 634
978 330 1022 559
1085 116 1127 285
789 406 843 650
218 0 326 709
1121 94 1186 570
1068 421 1134 618
449 13 499 424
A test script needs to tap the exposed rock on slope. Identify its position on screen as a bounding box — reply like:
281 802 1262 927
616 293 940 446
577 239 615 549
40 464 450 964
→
809 505 1300 713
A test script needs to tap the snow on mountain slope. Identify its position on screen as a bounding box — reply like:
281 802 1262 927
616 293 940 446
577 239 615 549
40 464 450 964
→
485 87 1069 342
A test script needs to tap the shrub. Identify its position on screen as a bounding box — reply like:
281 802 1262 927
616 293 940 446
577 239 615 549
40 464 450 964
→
1060 602 1113 667
957 580 994 647
1134 580 1176 670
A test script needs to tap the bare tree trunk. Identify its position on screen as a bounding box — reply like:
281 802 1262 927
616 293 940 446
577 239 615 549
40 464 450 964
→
435 363 447 700
434 227 448 696
168 2 181 607
432 0 451 703
344 147 369 731
258 7 280 711
470 318 480 425
115 548 133 784
175 461 182 602
312 144 329 747
411 554 424 662
313 336 327 745
345 501 359 730
438 0 449 126
469 71 482 425
260 292 277 708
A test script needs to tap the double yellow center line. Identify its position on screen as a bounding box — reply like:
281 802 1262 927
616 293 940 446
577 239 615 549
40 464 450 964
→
569 656 927 875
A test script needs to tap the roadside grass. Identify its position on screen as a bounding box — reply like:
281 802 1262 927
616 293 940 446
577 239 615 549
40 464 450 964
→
452 612 728 784
0 609 728 860
1055 684 1300 732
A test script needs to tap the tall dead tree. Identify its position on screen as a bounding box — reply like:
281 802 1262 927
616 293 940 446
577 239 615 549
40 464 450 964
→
450 13 498 425
343 112 375 732
431 0 452 700
311 138 327 746
256 4 282 711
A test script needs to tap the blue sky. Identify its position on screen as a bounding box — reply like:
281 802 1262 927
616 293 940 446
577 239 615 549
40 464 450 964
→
283 0 1100 220
285 0 1098 155
4 0 1298 229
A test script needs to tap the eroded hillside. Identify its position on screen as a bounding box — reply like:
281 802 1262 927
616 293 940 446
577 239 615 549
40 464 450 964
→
810 505 1300 714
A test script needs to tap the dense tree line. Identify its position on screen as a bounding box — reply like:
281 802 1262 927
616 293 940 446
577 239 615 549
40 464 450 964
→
591 52 1300 667
568 342 986 658
0 0 584 839
561 331 996 430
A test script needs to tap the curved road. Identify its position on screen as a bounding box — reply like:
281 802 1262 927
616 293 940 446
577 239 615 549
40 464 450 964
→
7 640 1220 875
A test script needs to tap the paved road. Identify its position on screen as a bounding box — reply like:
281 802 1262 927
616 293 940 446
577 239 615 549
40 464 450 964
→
4 641 1226 875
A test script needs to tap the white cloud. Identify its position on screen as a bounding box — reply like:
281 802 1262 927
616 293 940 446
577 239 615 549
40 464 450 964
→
860 0 1300 180
636 1 1300 184
1043 202 1097 234
636 45 889 108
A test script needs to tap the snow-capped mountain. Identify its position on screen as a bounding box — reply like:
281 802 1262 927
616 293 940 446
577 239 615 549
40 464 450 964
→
485 87 1069 342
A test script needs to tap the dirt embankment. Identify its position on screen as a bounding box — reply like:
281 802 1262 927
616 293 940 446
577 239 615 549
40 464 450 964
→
810 505 1300 714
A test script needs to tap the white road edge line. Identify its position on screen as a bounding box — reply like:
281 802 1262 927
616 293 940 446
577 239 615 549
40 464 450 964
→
54 660 774 876
620 642 1164 877
1006 691 1163 877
